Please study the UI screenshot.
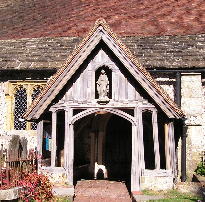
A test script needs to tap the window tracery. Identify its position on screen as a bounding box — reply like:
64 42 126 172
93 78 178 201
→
14 85 27 130
5 81 46 131
31 85 44 130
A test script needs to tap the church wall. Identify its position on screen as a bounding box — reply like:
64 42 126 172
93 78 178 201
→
181 73 205 180
0 82 6 135
0 81 40 153
151 72 205 182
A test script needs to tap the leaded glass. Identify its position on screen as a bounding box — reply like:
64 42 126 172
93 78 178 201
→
14 86 27 130
31 86 43 130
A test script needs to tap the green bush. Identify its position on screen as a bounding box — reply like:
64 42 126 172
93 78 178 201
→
195 162 205 176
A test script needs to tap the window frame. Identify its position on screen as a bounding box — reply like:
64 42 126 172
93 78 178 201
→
5 80 46 131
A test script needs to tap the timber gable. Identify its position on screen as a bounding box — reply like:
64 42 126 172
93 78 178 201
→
24 19 184 120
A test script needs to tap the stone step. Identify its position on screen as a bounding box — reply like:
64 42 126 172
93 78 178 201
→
74 180 132 202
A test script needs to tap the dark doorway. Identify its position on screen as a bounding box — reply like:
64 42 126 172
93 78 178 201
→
73 112 132 190
104 114 132 189
73 114 94 184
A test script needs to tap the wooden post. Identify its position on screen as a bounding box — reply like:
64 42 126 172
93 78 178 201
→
90 132 95 175
168 122 176 174
64 108 74 185
152 110 160 170
165 123 170 169
98 131 104 164
51 111 57 167
37 120 43 167
131 108 144 193
131 124 139 192
165 122 176 172
37 120 43 156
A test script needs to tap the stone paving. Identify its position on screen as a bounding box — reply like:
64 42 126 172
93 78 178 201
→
133 194 164 201
73 180 132 202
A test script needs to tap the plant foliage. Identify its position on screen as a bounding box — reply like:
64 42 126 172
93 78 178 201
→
195 162 205 176
19 171 53 202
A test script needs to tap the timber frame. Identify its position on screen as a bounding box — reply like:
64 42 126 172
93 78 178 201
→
25 19 184 192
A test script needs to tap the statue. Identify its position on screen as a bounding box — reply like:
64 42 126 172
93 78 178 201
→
97 69 109 102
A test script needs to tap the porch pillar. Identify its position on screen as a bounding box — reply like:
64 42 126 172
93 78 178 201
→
64 108 74 185
152 110 160 170
168 122 176 174
90 132 96 174
131 108 144 193
37 120 43 167
165 122 176 173
37 120 43 156
131 124 139 192
51 111 57 167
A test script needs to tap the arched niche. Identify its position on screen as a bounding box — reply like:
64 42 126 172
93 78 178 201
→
95 66 112 99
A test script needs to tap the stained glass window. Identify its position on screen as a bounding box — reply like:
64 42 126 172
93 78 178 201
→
14 86 27 130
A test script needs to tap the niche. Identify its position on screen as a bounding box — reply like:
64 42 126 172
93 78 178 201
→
95 66 112 100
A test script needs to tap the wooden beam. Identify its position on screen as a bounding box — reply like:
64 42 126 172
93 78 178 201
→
51 111 57 167
131 107 144 192
37 120 43 167
152 110 160 170
64 108 74 185
165 123 170 169
131 124 140 192
168 122 176 174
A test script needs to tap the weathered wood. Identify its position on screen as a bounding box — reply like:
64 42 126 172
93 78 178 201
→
64 108 74 185
90 132 95 174
168 122 176 174
98 131 104 165
37 120 43 157
137 108 145 171
131 124 139 191
152 110 160 170
165 123 171 169
51 111 57 167
131 107 145 192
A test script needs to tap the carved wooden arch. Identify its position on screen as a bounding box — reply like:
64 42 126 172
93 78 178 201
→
71 108 136 125
93 63 117 72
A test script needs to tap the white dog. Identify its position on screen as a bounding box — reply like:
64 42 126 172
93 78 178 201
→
94 162 107 179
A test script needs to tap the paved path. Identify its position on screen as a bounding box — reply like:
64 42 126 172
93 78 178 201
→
74 180 132 202
133 194 164 201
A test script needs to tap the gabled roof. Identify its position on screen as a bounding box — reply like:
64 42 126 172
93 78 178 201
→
24 19 185 120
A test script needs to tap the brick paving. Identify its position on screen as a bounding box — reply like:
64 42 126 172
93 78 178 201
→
73 180 132 202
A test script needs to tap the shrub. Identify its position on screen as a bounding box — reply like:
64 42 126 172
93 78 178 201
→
195 162 205 176
19 171 53 202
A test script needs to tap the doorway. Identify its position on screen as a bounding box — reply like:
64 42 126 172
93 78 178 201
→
73 111 132 189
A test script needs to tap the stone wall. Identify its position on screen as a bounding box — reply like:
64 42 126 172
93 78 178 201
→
141 170 174 190
0 82 37 151
181 73 205 180
0 82 6 136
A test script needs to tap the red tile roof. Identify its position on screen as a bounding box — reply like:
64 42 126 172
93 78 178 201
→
0 0 205 40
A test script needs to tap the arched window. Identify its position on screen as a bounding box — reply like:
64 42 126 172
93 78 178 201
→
14 85 27 130
31 85 43 130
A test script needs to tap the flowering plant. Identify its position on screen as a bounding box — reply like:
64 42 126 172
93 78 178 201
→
19 171 53 202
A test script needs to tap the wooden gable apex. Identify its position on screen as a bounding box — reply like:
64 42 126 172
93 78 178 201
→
24 19 185 120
